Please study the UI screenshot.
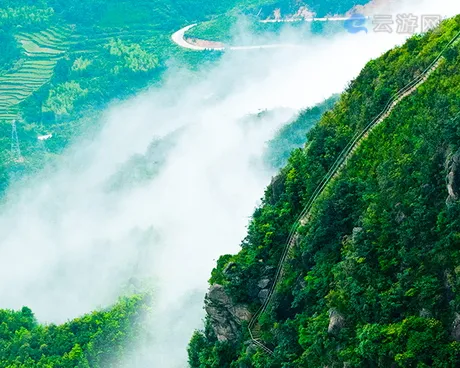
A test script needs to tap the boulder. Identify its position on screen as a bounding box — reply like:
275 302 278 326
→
258 278 270 289
452 313 460 341
328 309 345 334
258 289 269 303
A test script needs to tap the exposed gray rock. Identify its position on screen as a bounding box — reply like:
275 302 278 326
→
446 149 460 204
395 203 406 223
205 284 252 342
258 289 269 303
328 309 345 334
396 211 406 223
352 227 363 242
443 270 456 305
452 313 460 341
263 265 276 273
258 278 270 289
419 308 432 318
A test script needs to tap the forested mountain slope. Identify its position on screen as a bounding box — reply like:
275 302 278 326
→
264 96 339 169
189 16 460 367
0 295 149 367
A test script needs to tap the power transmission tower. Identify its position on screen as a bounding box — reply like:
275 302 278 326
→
11 120 24 163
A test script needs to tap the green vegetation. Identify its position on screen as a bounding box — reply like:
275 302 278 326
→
264 96 338 169
189 16 460 367
0 1 372 365
184 0 367 43
254 0 368 18
0 295 149 368
0 26 72 122
185 17 345 44
185 16 242 44
0 0 282 196
0 0 367 197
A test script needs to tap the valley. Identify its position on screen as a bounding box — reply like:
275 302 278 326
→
1 1 460 368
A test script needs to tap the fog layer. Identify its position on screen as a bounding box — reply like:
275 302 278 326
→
0 0 458 366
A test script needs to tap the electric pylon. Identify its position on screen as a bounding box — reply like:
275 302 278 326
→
11 120 24 163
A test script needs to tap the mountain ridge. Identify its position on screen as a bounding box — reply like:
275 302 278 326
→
189 15 460 367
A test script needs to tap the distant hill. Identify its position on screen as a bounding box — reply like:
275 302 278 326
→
0 0 371 195
264 96 339 169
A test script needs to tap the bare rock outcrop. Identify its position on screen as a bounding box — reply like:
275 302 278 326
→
394 203 406 223
257 278 271 303
205 284 252 342
446 149 460 204
257 289 270 303
419 308 432 318
328 309 345 334
352 227 363 240
258 278 270 289
452 313 460 341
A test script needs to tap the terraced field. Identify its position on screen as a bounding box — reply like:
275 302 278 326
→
0 22 170 126
70 25 163 55
0 26 73 123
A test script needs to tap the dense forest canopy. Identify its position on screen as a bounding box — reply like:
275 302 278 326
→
188 15 460 368
0 295 149 367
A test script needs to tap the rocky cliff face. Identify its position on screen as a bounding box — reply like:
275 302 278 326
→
446 149 460 203
205 285 252 342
